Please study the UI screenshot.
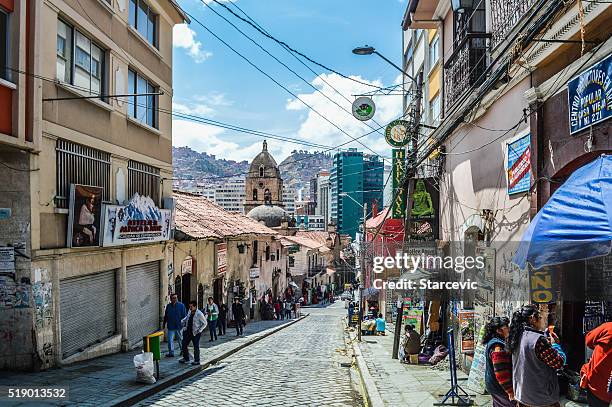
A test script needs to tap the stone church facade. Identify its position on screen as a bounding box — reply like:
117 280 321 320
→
244 141 284 214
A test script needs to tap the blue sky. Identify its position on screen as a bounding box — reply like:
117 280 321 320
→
172 0 407 162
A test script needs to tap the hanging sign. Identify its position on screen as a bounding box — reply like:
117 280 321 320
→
529 266 557 303
102 193 172 247
392 149 406 219
181 256 193 275
568 52 612 135
352 96 376 121
507 134 531 195
385 119 411 147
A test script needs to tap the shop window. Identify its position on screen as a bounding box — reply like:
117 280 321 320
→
128 160 160 204
127 68 158 128
129 0 158 48
56 19 105 98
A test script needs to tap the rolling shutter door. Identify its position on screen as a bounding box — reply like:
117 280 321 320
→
60 271 116 358
127 261 160 346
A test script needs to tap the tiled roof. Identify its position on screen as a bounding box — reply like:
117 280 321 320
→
281 235 330 252
173 191 276 239
295 231 330 246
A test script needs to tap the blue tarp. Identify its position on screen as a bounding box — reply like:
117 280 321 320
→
513 154 612 270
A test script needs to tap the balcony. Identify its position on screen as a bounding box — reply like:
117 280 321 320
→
490 0 537 48
443 33 491 112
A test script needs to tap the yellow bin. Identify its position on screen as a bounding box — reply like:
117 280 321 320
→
143 331 164 361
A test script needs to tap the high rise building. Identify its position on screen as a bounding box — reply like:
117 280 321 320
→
282 186 296 216
214 177 246 213
316 170 331 227
330 150 383 238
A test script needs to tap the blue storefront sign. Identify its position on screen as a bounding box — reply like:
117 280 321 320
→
507 134 531 195
567 52 612 135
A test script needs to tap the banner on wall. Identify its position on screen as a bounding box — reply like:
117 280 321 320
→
67 184 104 248
568 52 612 135
217 243 227 275
459 310 476 354
392 148 406 219
507 134 531 195
102 193 172 247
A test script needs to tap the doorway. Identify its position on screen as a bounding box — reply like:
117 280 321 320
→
213 277 223 306
181 273 191 307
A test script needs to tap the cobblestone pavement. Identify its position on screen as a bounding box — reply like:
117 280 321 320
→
138 303 363 407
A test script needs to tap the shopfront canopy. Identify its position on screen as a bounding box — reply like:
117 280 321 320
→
513 155 612 270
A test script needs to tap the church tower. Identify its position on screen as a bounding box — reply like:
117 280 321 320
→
244 140 284 214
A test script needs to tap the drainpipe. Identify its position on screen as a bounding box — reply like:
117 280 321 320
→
119 249 128 351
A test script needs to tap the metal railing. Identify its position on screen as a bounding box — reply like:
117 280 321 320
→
128 160 160 205
443 33 491 112
490 0 537 48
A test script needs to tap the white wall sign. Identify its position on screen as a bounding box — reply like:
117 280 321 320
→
181 256 193 275
0 247 15 271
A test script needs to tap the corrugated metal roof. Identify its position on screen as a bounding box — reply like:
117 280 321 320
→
174 191 277 239
281 235 330 252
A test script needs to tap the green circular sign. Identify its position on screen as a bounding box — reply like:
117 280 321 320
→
385 120 411 147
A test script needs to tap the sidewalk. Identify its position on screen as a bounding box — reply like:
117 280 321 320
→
346 324 586 407
0 316 306 406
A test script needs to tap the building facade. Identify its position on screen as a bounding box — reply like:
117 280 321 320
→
403 0 612 373
0 0 186 371
282 185 296 216
214 177 246 213
330 149 383 238
315 170 331 226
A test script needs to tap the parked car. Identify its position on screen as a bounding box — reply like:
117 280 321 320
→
340 290 352 301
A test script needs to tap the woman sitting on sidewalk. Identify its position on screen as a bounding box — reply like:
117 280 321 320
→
398 324 421 362
509 304 566 407
482 316 514 407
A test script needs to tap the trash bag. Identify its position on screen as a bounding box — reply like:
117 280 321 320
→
429 345 449 366
133 352 156 384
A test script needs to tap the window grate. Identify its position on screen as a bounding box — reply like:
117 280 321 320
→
55 139 111 208
127 160 160 204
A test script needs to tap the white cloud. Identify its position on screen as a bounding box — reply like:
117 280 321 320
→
285 73 404 158
173 24 212 63
173 101 215 117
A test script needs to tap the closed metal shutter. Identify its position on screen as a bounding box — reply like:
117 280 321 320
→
60 271 116 358
127 261 160 346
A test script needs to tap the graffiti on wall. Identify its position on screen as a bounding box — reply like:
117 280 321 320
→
0 277 31 309
33 269 52 329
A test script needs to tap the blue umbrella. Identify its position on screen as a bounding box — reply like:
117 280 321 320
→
513 154 612 270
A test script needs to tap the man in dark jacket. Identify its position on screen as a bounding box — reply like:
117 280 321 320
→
232 297 246 336
218 302 228 336
162 293 187 357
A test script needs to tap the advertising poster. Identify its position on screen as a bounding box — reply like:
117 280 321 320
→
408 178 439 241
507 134 531 195
102 193 172 247
459 310 476 354
217 243 227 275
467 325 487 393
67 184 103 247
568 52 612 134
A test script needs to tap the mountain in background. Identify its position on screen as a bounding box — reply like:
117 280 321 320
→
173 146 333 196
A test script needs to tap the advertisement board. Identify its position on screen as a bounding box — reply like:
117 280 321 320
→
102 193 172 247
392 148 406 219
507 134 531 195
459 310 475 354
67 184 104 247
217 243 227 275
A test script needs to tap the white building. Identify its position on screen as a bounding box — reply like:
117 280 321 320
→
282 186 296 216
315 171 331 227
215 177 246 213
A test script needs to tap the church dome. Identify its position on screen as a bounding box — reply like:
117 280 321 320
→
248 140 280 178
247 204 287 228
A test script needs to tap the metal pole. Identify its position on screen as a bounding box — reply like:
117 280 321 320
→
358 203 367 342
392 71 423 359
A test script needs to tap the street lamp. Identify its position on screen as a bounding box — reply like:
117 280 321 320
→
352 45 417 84
339 192 367 342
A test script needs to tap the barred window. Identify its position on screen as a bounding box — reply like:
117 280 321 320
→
55 139 111 208
127 160 160 204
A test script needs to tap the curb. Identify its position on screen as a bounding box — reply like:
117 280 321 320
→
108 314 309 407
343 319 385 407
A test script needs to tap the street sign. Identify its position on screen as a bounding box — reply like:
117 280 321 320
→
384 120 411 147
352 97 376 121
392 149 406 219
507 134 531 194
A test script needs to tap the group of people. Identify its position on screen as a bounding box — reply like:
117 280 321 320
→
483 304 612 407
162 294 247 365
272 297 297 320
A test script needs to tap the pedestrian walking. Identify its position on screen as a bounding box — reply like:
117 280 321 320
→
274 298 281 320
580 321 612 407
348 302 355 324
179 300 206 366
482 316 515 407
279 299 285 320
375 313 386 335
218 302 228 336
285 300 292 320
162 293 187 357
232 297 246 336
205 297 219 342
509 304 566 407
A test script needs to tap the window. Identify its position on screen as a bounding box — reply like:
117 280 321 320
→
252 189 258 201
128 160 160 204
127 68 157 128
429 34 439 66
430 93 441 124
56 139 111 208
265 245 270 261
129 0 157 48
289 256 295 267
56 20 105 97
259 165 264 177
252 240 258 266
0 9 9 81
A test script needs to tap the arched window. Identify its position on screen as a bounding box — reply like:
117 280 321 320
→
265 245 271 261
259 165 264 177
253 189 258 201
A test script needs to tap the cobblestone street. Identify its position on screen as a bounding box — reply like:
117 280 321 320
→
138 303 363 407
